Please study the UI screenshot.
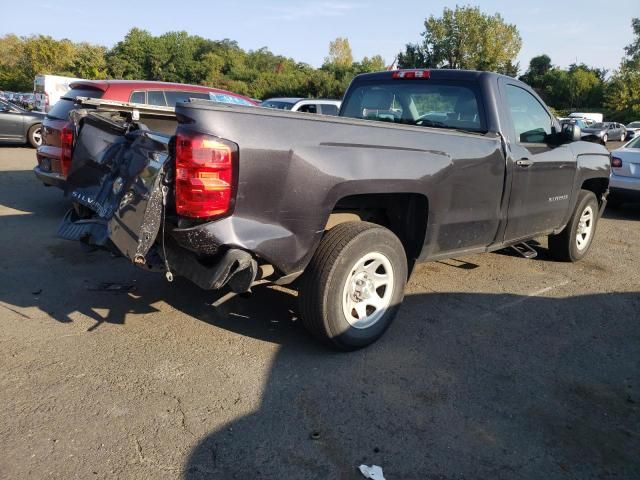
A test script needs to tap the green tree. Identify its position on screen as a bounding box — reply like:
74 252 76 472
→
106 28 155 79
520 54 552 87
398 6 521 74
325 37 353 68
605 18 640 120
71 43 108 79
397 43 428 69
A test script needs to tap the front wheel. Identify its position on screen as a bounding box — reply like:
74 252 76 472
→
299 222 408 350
548 190 599 262
620 132 626 142
602 134 608 145
27 123 42 148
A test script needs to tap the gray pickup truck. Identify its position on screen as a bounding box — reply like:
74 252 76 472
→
58 69 611 350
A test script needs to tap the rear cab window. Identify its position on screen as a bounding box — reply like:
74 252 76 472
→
47 87 104 120
341 80 486 133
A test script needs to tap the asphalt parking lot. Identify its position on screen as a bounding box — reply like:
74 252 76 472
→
0 144 638 480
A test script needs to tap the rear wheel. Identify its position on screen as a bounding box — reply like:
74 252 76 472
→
602 134 608 145
27 124 42 148
299 222 408 350
548 190 599 262
620 131 625 142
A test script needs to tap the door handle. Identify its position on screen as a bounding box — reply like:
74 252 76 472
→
516 159 533 167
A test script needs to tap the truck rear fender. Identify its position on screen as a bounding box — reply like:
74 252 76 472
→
556 146 610 231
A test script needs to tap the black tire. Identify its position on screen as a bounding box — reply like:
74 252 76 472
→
299 222 408 351
548 190 599 262
27 123 42 148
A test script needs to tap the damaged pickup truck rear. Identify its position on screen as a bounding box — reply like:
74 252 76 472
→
58 70 611 350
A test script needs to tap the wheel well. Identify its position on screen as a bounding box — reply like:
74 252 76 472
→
326 193 428 268
581 178 609 205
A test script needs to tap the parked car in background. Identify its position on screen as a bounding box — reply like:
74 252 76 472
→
0 98 45 147
34 80 256 188
609 135 640 206
20 93 36 110
625 121 640 139
34 74 84 112
581 122 626 144
261 97 342 115
569 112 603 124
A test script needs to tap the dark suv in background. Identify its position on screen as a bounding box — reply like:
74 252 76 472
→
34 80 256 188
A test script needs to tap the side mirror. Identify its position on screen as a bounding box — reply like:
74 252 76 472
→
562 123 581 142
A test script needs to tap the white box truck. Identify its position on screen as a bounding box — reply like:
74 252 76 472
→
34 74 84 112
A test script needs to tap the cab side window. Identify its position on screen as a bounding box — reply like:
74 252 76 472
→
130 91 146 104
147 91 167 106
505 85 552 144
297 104 317 114
321 104 339 116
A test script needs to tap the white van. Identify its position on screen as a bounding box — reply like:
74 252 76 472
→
34 74 84 112
569 112 604 124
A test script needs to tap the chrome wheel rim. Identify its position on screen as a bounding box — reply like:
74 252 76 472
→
341 251 394 329
32 127 42 146
576 205 594 251
603 134 607 144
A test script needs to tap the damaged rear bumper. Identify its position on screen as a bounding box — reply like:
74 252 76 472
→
58 108 260 293
58 209 259 293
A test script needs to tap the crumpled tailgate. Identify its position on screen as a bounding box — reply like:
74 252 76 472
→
58 112 172 266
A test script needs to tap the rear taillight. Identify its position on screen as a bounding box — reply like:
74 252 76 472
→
60 122 74 177
611 156 622 168
392 69 430 79
175 131 237 219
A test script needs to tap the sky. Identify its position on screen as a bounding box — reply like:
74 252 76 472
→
6 0 640 75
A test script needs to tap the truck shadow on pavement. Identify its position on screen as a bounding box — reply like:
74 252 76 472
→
603 203 640 220
179 289 640 480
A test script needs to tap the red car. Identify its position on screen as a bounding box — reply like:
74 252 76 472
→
34 80 256 188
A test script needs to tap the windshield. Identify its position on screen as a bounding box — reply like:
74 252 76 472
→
627 122 640 128
626 136 640 148
589 123 605 129
208 92 254 106
341 81 486 133
261 100 296 110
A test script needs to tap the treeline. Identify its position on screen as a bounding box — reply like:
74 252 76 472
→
0 30 385 99
397 7 639 123
1 7 638 122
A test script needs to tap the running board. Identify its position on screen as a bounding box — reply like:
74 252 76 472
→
510 242 538 259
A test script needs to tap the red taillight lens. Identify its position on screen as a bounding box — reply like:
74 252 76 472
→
611 156 622 168
60 122 74 177
392 69 430 80
175 131 236 219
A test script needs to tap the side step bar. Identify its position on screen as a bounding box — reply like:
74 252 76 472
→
510 242 538 259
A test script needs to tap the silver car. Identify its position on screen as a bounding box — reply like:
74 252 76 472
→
609 135 640 205
582 122 627 144
625 121 640 140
